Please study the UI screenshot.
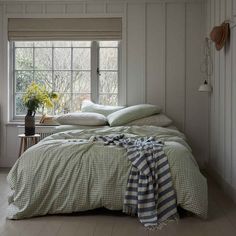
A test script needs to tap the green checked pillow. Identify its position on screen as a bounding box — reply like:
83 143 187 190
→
107 104 161 127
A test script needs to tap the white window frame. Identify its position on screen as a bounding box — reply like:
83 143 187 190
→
9 40 121 121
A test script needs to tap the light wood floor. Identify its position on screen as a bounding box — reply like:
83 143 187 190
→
1 169 236 236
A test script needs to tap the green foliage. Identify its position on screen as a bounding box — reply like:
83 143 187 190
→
23 82 58 112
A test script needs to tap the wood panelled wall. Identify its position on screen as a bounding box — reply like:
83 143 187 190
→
125 0 208 168
206 0 236 200
0 0 208 167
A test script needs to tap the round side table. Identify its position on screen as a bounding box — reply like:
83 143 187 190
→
18 134 40 158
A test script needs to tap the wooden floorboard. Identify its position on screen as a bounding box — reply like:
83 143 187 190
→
0 171 236 236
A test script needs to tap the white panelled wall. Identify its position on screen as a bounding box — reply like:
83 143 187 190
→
0 0 208 168
206 0 236 201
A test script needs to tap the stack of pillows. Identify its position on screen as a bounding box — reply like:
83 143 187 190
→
55 100 173 127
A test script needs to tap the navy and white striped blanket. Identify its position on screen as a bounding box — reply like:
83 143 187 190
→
94 134 178 229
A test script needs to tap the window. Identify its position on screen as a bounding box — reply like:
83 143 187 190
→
11 40 120 118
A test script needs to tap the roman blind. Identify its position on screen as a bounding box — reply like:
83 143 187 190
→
8 18 122 40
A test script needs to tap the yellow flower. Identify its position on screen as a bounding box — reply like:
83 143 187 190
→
23 82 59 112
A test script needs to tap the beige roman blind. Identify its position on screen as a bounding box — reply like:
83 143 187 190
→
8 18 122 40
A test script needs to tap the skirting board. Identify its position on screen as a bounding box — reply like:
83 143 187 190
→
205 164 236 204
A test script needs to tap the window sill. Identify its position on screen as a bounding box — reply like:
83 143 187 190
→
6 122 59 127
6 121 24 126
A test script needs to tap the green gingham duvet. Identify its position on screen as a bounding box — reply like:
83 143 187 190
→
7 126 208 220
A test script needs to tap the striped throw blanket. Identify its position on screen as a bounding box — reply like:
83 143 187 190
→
94 134 178 229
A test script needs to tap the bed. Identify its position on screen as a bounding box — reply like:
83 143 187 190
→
7 125 208 220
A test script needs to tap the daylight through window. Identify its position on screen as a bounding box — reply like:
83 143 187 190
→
12 40 120 118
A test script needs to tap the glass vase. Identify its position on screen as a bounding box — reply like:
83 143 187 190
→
25 110 36 136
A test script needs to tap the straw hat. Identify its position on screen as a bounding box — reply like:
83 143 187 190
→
210 22 229 50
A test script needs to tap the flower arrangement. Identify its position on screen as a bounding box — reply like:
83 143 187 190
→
23 82 58 113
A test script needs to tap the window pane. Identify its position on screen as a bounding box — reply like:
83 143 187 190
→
54 93 71 114
54 71 71 92
54 48 71 70
72 94 91 111
15 71 33 92
53 41 71 47
15 42 33 47
34 41 52 47
35 48 52 70
73 72 91 93
99 72 118 93
15 48 33 70
99 94 118 106
73 48 91 70
72 41 91 47
15 94 27 115
99 41 118 47
99 48 118 70
35 71 52 91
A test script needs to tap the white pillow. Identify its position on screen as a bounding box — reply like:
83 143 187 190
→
55 112 107 126
126 114 172 127
81 100 124 117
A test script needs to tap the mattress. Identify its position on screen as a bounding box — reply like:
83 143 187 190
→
53 124 178 133
54 124 109 133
